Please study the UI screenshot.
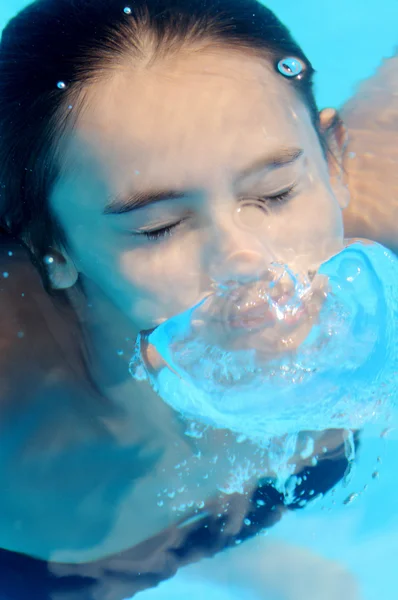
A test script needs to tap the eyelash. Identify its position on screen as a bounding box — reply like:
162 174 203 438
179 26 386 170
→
141 186 296 241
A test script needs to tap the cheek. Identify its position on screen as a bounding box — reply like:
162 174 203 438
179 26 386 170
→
118 238 205 324
265 185 344 267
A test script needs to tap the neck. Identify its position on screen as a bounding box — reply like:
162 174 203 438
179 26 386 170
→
66 276 139 394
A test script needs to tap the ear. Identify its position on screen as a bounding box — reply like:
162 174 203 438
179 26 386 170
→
43 249 78 290
319 108 350 210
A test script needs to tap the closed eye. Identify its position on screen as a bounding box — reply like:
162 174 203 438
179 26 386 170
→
261 184 297 204
132 219 186 241
134 185 296 242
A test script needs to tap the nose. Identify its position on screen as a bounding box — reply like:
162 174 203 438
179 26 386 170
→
203 213 275 287
210 250 271 287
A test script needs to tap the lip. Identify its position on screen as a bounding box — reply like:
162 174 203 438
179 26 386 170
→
226 302 308 332
227 303 274 329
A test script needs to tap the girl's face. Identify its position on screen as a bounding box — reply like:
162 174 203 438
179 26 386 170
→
51 48 348 334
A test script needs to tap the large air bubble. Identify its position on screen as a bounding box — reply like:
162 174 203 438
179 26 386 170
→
130 241 398 441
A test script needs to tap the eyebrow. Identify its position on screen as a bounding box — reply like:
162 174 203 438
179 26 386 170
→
103 147 303 215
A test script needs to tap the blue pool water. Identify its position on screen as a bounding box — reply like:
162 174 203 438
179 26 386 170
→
1 1 397 599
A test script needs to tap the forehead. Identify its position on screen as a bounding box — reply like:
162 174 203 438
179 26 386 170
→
62 48 312 190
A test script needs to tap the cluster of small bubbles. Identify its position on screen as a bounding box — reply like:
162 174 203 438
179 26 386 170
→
321 444 385 513
2 272 9 278
123 6 132 14
57 81 67 90
218 459 257 495
185 422 206 438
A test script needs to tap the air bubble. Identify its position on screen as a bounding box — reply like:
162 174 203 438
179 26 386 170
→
234 198 270 232
2 272 9 278
124 7 132 14
343 492 358 505
277 57 303 78
57 81 67 90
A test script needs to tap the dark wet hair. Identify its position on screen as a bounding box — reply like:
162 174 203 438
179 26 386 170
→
0 0 320 280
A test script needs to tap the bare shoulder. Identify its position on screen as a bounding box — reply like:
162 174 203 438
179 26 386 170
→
341 51 398 253
0 237 65 408
342 50 398 131
0 236 94 424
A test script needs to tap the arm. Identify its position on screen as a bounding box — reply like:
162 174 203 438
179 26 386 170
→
342 51 398 254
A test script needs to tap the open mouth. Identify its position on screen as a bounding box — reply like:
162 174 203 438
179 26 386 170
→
227 303 275 330
226 302 308 332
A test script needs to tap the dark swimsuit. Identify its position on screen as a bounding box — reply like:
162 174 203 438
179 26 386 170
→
0 431 356 600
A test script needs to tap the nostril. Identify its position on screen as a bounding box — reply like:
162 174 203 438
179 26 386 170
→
209 250 271 287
